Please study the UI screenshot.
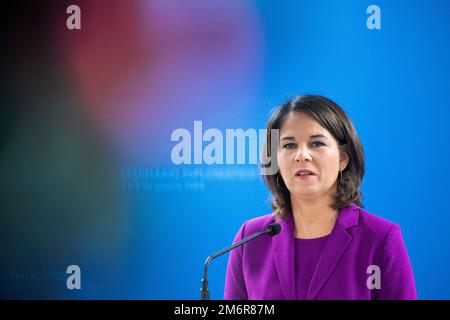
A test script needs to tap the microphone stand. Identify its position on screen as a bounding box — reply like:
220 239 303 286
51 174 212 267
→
200 224 280 300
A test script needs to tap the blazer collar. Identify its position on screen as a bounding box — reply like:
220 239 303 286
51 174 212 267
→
272 203 360 300
272 211 296 299
336 202 359 229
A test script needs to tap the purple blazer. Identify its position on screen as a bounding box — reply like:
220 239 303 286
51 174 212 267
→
224 203 417 300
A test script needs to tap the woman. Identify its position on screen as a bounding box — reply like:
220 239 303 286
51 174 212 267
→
224 95 417 300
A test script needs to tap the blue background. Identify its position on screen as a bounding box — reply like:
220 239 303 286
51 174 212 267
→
1 0 449 299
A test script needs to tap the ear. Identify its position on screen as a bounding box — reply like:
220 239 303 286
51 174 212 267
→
339 145 350 171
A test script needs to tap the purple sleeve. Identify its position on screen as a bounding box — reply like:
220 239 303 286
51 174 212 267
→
376 224 418 300
223 221 248 300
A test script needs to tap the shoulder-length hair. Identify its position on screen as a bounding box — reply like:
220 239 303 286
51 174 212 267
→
262 95 365 219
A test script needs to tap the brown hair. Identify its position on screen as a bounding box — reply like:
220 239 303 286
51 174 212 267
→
262 95 365 218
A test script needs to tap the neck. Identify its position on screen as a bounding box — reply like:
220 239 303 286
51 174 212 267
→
290 193 338 239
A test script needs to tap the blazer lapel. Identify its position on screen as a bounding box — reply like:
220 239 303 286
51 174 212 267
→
305 204 359 299
272 213 296 300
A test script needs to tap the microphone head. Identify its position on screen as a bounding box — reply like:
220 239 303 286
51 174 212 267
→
266 223 281 236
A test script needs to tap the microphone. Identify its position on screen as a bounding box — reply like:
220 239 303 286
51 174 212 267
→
200 222 281 300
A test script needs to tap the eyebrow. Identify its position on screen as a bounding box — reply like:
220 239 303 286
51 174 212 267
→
280 134 328 141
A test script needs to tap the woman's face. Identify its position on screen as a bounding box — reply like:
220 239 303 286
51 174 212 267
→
277 111 349 201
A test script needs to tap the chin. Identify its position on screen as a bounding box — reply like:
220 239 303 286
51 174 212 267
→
290 188 318 199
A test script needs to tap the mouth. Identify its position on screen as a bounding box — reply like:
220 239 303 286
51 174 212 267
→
294 168 316 178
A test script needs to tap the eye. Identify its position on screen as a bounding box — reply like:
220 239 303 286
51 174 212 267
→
282 143 296 149
311 141 325 147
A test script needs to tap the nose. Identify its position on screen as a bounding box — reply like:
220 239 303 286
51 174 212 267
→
294 148 312 162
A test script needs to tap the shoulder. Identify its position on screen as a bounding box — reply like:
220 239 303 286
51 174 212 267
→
354 207 416 298
354 206 401 242
237 213 276 237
